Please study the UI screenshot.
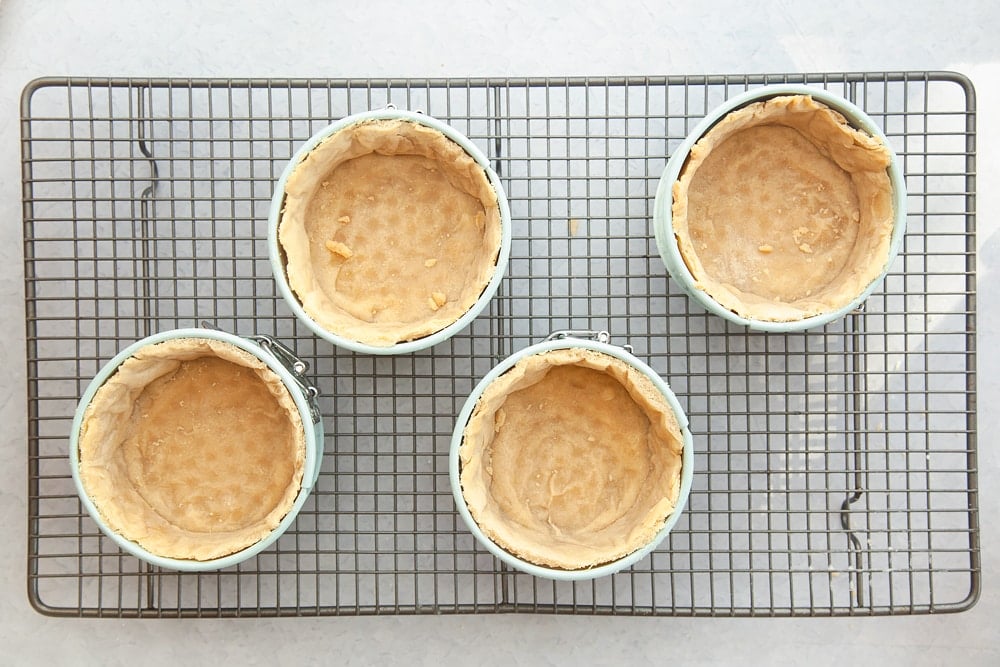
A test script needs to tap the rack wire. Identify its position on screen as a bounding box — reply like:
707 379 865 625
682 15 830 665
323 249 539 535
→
22 73 978 617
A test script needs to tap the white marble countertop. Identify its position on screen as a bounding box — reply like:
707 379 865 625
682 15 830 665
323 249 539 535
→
1 0 997 663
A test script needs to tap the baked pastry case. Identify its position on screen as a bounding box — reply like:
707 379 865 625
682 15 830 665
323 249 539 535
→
22 73 978 617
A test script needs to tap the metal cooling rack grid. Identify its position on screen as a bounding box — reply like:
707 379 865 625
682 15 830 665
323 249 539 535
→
22 73 978 617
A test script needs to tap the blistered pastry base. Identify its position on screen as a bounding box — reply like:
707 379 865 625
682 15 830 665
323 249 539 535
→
77 338 306 562
278 118 502 347
671 94 895 322
459 348 685 571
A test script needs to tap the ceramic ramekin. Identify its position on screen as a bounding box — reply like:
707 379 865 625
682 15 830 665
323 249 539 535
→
652 84 907 331
268 106 512 354
69 327 324 571
449 332 694 580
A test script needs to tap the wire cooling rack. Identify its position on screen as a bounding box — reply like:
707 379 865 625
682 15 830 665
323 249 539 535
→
22 73 978 617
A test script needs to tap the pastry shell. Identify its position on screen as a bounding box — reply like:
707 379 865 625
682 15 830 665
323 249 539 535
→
272 109 510 352
451 339 693 578
71 331 319 568
654 86 906 330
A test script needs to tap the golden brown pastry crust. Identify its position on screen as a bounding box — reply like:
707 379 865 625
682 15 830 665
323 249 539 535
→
459 348 685 570
672 94 895 321
278 118 502 346
77 338 306 561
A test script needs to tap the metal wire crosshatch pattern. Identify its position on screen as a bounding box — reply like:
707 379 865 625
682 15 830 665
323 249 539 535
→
22 74 978 617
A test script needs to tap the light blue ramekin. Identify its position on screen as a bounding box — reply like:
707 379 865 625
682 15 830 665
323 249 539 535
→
69 327 324 571
268 107 512 354
652 84 907 332
449 333 694 580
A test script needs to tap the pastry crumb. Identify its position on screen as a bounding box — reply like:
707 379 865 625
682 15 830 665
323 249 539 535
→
428 292 448 312
798 243 814 254
338 215 351 224
424 258 438 268
325 239 353 259
569 218 580 236
758 244 773 254
321 180 330 188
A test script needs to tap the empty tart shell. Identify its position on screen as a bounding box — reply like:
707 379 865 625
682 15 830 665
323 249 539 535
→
670 93 899 324
75 337 306 562
458 347 687 571
277 115 504 349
